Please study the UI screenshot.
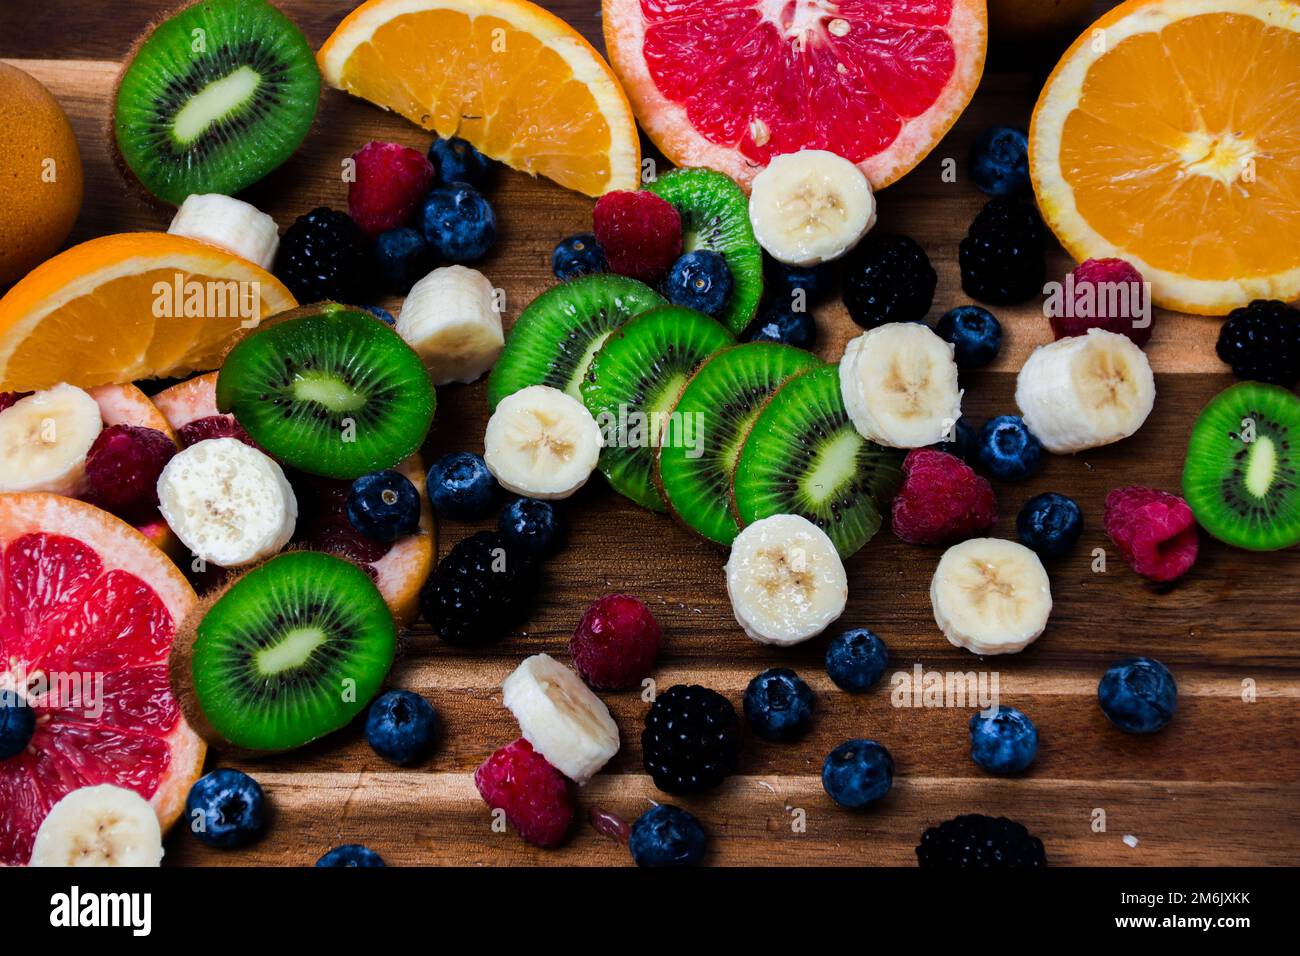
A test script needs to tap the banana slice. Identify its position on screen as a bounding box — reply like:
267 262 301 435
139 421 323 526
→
167 194 279 270
396 265 504 385
157 436 297 568
748 150 877 266
839 322 962 448
930 537 1052 656
483 384 602 500
29 785 163 867
502 653 620 784
1015 328 1155 454
0 383 103 496
725 513 848 646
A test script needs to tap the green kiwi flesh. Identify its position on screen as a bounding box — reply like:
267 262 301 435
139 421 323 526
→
646 167 763 334
176 551 395 753
733 364 903 558
657 343 821 544
1182 381 1300 551
113 0 320 205
215 302 435 479
580 305 734 510
486 274 665 410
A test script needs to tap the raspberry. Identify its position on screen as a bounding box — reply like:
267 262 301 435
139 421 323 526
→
1104 486 1199 583
176 414 256 449
0 391 32 413
841 234 937 328
592 190 682 283
959 198 1046 304
570 594 662 690
891 449 997 545
1215 299 1300 386
474 738 573 848
83 425 176 516
274 207 373 304
642 684 741 795
348 141 437 237
1050 258 1152 346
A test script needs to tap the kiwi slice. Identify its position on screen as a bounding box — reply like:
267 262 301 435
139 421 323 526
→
657 343 822 544
1183 381 1300 551
216 302 435 479
171 551 395 753
646 167 763 334
486 274 665 410
733 364 903 558
113 0 320 205
581 305 734 510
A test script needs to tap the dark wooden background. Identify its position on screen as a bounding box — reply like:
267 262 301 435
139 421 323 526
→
2 1 1298 866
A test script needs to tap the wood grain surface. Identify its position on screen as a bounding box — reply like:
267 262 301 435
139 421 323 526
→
2 0 1298 867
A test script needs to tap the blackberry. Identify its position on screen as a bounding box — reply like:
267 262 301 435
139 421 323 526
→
1215 299 1300 386
916 814 1047 868
274 207 372 304
419 531 538 645
959 199 1046 304
842 234 936 328
642 684 741 795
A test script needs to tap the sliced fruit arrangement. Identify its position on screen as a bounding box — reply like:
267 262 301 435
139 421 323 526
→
603 0 988 191
216 303 436 479
1183 382 1300 552
0 494 205 866
487 274 665 409
733 363 903 558
931 537 1052 655
317 0 640 197
1030 0 1300 314
171 550 396 753
0 233 297 392
658 343 821 545
646 167 765 334
581 305 735 510
153 371 434 625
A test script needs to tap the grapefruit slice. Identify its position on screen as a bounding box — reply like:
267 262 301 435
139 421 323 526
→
603 0 987 190
153 374 435 625
0 494 204 866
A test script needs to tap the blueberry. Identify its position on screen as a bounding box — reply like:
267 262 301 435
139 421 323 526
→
0 689 35 760
969 126 1031 197
427 451 497 519
373 227 433 294
1017 492 1082 558
665 250 733 316
825 628 889 693
551 233 607 281
936 305 1002 368
764 255 838 306
742 305 817 350
969 705 1039 773
365 305 396 325
185 769 266 848
822 739 894 809
628 804 707 867
365 690 439 765
498 497 563 556
347 470 422 542
429 136 494 191
316 844 385 867
743 668 815 742
931 417 978 464
421 184 496 262
1098 657 1177 734
978 415 1043 481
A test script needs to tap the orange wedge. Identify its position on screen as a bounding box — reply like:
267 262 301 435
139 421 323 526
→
318 0 640 197
1030 0 1300 315
0 233 296 391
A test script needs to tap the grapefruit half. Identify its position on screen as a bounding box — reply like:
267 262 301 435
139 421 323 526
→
0 494 205 866
603 0 987 190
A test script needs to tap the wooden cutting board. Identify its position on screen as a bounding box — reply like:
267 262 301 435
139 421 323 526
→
2 1 1298 866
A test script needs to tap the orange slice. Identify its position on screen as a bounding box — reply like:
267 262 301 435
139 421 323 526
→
0 233 297 391
1030 0 1300 315
318 0 640 197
